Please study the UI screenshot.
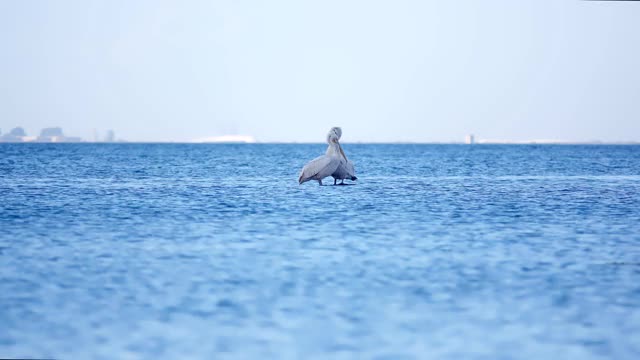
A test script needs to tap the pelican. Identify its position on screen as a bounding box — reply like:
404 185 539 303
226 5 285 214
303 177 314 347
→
329 127 357 185
332 158 357 185
298 128 344 185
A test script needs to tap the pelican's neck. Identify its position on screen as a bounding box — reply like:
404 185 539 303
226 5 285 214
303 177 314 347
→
326 142 348 161
325 142 340 157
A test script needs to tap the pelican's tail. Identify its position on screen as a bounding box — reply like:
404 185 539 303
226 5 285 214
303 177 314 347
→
351 176 357 181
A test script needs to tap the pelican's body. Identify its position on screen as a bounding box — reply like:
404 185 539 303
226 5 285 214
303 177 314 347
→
332 159 357 185
327 127 357 185
298 129 343 185
299 127 358 186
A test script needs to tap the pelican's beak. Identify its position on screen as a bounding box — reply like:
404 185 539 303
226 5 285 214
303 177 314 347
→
338 142 348 161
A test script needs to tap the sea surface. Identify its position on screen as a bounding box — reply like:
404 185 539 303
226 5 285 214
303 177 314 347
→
1 143 639 359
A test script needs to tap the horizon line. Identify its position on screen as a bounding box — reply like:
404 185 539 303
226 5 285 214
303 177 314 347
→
3 140 640 145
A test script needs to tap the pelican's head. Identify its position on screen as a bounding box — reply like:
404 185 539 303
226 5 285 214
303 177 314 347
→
326 127 342 143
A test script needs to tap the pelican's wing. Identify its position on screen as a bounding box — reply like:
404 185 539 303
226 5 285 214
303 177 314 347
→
345 160 355 176
299 155 334 184
331 158 346 178
334 160 356 180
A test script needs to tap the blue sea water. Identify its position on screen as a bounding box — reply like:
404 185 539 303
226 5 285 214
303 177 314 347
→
1 143 639 359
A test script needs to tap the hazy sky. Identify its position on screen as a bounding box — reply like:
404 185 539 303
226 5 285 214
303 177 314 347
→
1 0 638 142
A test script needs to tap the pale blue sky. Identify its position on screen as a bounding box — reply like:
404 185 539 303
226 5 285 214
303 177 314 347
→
0 0 638 142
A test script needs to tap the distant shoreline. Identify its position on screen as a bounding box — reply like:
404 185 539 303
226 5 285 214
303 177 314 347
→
2 141 639 145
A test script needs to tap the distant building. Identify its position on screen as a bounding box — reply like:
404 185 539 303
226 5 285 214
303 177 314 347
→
10 127 27 137
0 127 28 142
465 134 475 144
40 127 64 137
0 126 83 143
35 127 82 142
105 130 115 142
38 127 62 142
38 127 64 142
